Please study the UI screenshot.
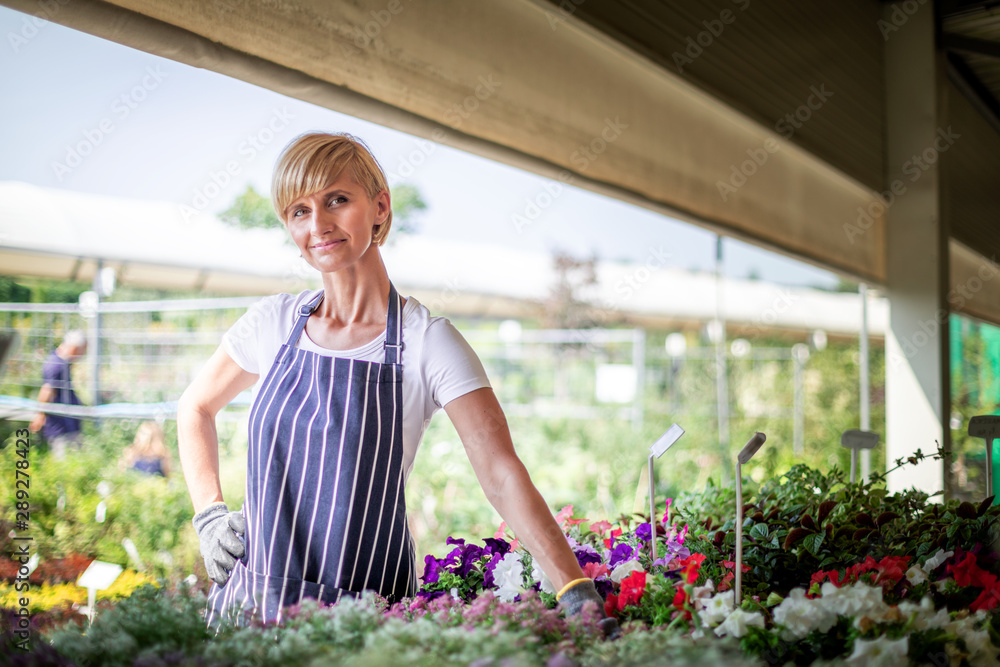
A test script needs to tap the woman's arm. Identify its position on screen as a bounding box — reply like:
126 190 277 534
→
177 345 258 513
444 387 585 590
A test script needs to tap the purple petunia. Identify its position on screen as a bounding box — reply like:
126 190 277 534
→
608 543 635 569
422 554 445 585
635 522 652 542
482 537 511 558
455 544 485 577
575 547 603 569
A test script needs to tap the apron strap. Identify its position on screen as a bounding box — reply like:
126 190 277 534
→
283 290 325 347
283 285 403 365
384 281 404 365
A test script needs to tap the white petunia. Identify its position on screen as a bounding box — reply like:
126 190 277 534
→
609 558 643 583
772 588 837 639
691 579 716 611
820 581 887 618
493 552 525 602
959 627 1000 667
898 595 949 631
714 608 765 638
699 590 734 627
924 549 954 572
531 563 557 595
846 635 909 666
905 565 927 586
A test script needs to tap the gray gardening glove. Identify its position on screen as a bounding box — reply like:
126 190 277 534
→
192 502 246 586
558 579 621 640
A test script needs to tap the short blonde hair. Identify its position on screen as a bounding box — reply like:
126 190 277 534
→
272 132 392 246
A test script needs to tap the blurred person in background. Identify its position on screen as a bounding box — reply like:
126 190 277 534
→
121 420 172 477
29 330 87 458
178 132 617 636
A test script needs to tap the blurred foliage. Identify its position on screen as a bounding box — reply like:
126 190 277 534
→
950 314 1000 501
220 184 282 231
388 183 427 235
0 420 247 584
0 570 157 615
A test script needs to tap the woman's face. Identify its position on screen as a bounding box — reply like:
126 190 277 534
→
284 170 389 275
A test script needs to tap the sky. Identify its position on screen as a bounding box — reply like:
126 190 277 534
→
0 5 841 289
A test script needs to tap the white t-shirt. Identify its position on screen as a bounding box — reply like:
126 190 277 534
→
222 289 491 483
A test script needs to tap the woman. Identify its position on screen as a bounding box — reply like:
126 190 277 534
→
177 132 615 633
121 420 171 477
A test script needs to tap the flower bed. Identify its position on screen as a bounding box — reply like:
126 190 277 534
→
4 451 999 665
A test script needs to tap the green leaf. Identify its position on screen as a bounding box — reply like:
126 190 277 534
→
802 532 825 556
749 524 770 541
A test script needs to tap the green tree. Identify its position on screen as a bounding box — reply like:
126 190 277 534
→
388 183 427 235
220 185 282 230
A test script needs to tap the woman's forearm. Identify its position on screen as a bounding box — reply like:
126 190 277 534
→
177 394 225 513
488 462 585 591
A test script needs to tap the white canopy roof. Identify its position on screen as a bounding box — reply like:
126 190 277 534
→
0 181 885 336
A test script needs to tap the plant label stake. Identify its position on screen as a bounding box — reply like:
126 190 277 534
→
77 560 123 624
840 430 879 483
735 432 766 604
648 423 685 563
969 415 1000 503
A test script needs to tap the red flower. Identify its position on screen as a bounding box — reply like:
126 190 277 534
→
603 528 623 549
618 570 647 609
672 586 687 609
971 580 1000 612
718 571 734 592
810 569 844 588
948 552 994 589
678 553 706 584
875 555 911 586
604 593 619 617
846 555 878 582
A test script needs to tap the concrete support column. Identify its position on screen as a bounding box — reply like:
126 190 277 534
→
884 1 950 496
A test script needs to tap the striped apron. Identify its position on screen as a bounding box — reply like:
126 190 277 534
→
206 283 415 626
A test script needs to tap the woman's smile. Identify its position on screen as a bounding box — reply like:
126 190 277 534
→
312 238 346 251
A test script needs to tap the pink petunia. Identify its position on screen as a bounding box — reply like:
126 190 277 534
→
554 504 575 527
661 498 673 524
590 520 613 536
494 521 519 551
582 562 609 579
